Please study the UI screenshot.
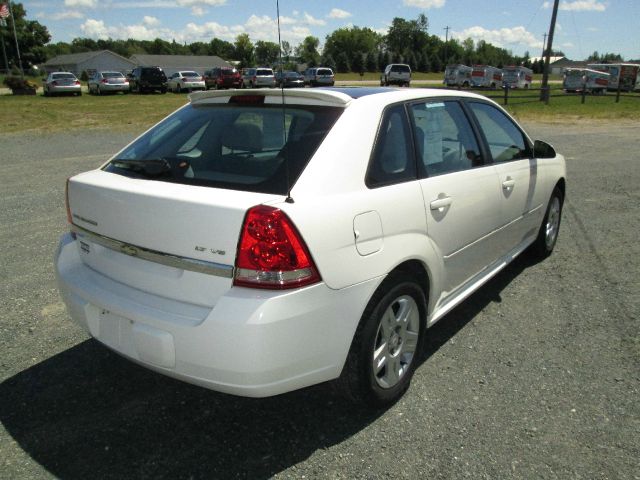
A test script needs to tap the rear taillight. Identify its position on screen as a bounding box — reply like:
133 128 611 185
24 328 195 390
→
234 205 321 290
74 80 81 85
100 79 108 84
51 81 58 86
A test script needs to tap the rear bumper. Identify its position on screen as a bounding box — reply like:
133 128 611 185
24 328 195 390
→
49 85 82 94
55 233 378 397
99 83 129 92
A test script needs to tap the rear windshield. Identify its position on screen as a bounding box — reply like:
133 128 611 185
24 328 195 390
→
142 68 166 79
256 69 273 76
390 65 410 73
316 69 333 76
105 102 343 194
52 73 76 79
182 71 200 77
221 68 237 76
103 72 124 78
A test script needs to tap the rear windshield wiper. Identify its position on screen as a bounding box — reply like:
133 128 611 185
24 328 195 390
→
110 158 172 176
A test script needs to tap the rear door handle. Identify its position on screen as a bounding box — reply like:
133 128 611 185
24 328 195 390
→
430 196 452 211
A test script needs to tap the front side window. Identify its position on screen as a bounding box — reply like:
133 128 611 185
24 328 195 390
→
366 104 416 188
468 102 531 163
410 100 482 177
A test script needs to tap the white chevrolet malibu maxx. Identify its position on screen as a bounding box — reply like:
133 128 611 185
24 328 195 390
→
55 88 566 406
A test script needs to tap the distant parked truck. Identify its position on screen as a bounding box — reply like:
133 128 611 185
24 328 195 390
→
502 66 533 89
444 64 473 87
587 63 639 92
470 65 502 88
563 68 610 94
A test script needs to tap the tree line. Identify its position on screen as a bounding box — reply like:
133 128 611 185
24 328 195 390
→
2 2 632 76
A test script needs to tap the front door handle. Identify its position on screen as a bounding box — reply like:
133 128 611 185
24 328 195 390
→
502 178 515 190
430 196 452 211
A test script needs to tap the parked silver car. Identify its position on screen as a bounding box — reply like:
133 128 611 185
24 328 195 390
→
88 71 130 95
43 72 82 97
167 71 206 93
304 67 335 87
242 68 276 88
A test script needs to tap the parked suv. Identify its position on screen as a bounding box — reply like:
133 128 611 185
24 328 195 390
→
241 67 276 88
56 88 566 406
204 67 242 90
128 66 168 94
380 64 411 87
304 67 335 87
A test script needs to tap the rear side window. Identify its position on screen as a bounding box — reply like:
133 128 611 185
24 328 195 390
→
410 100 482 177
366 104 416 188
468 102 531 162
106 103 343 194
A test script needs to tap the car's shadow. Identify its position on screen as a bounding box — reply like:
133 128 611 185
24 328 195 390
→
0 253 537 479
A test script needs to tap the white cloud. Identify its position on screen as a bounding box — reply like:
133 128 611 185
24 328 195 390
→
64 0 97 7
452 25 543 50
38 10 85 20
80 19 109 38
303 12 326 26
80 12 314 45
403 0 445 8
191 6 205 16
543 0 606 12
177 0 226 6
328 8 352 19
142 16 160 27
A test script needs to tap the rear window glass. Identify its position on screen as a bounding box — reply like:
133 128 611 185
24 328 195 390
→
256 69 273 76
390 65 410 73
316 69 333 76
53 73 75 79
103 72 123 78
105 103 343 194
182 71 200 77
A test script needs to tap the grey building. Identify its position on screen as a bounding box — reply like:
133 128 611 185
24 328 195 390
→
43 50 136 76
129 54 232 76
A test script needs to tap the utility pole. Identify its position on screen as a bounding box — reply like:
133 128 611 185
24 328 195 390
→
540 0 559 103
541 33 547 59
443 26 450 67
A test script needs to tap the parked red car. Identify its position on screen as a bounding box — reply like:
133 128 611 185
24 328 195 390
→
204 67 242 90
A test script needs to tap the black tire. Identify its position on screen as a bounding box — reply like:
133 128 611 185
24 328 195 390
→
334 275 426 407
529 185 564 260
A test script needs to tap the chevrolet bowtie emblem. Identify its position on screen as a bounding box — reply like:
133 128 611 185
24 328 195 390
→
120 244 139 257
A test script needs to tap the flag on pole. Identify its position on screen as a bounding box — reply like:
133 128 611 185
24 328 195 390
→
0 3 10 18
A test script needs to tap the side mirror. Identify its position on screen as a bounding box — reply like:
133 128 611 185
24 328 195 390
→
533 139 556 159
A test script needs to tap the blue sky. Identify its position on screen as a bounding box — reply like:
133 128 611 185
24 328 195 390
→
25 0 639 60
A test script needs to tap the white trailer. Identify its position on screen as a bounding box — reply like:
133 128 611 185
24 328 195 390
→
501 66 533 89
563 68 610 94
587 63 639 92
443 64 473 87
470 65 502 88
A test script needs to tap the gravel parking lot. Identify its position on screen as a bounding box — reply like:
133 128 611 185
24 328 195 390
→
0 121 638 479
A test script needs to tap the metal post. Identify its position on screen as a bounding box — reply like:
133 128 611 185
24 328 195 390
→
7 1 24 78
540 0 559 103
504 85 509 105
0 26 9 74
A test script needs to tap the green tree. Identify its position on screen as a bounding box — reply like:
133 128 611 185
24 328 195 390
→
295 36 320 66
254 40 280 66
385 15 429 59
0 2 51 70
208 38 235 59
234 33 254 68
323 26 382 72
365 51 378 72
